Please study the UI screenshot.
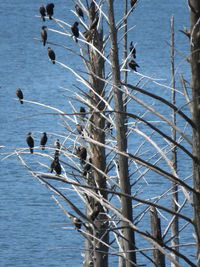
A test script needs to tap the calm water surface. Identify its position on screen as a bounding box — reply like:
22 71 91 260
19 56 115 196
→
0 0 192 266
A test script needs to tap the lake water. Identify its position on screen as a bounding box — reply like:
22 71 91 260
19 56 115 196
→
0 0 193 266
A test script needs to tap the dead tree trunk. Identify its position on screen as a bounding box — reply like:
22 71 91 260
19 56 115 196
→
190 1 200 266
150 207 166 267
84 3 108 266
170 16 179 266
106 0 136 265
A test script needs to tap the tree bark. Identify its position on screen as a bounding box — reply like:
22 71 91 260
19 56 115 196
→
106 0 136 265
190 1 200 266
150 206 166 267
84 3 109 266
170 16 179 266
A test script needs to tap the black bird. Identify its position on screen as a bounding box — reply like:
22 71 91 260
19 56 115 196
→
16 88 23 104
73 217 82 230
128 59 139 72
129 41 136 58
54 139 61 150
90 203 100 221
80 106 86 119
48 47 56 64
76 124 84 135
76 146 87 164
54 139 61 156
46 3 54 20
130 0 137 8
40 132 48 150
71 22 79 42
75 4 84 20
39 5 46 22
41 26 47 46
26 132 34 154
50 156 61 175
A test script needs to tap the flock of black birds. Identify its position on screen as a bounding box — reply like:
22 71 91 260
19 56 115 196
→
16 0 139 231
26 132 48 154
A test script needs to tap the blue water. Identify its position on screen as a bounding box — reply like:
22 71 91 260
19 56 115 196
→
0 0 193 266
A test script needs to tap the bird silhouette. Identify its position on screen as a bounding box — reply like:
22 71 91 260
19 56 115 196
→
129 41 136 58
50 156 61 175
39 6 46 21
128 59 139 72
40 132 48 150
80 106 86 119
46 3 54 20
48 47 55 64
41 26 47 46
26 132 34 153
76 146 87 164
73 217 83 230
16 88 23 104
130 0 137 8
75 4 84 20
71 22 79 42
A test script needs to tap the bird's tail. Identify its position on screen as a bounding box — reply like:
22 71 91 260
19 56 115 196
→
30 148 34 153
20 100 23 104
42 17 45 22
52 60 55 64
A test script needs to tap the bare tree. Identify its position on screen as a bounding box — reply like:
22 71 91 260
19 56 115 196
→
12 1 200 266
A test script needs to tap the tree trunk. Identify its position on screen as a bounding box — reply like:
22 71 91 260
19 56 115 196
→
106 0 136 265
170 16 179 266
84 3 109 266
190 1 200 266
150 207 166 267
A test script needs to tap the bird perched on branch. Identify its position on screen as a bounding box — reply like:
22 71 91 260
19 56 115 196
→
40 132 48 150
73 217 83 230
130 0 137 8
41 26 47 46
80 106 86 120
46 3 54 20
16 88 23 104
54 138 61 150
129 41 136 58
128 59 139 72
48 47 56 64
26 132 34 153
75 4 84 20
39 5 46 21
50 156 61 175
71 22 79 42
76 146 87 164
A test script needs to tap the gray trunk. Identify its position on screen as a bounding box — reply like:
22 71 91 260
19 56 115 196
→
190 1 200 266
106 0 136 265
